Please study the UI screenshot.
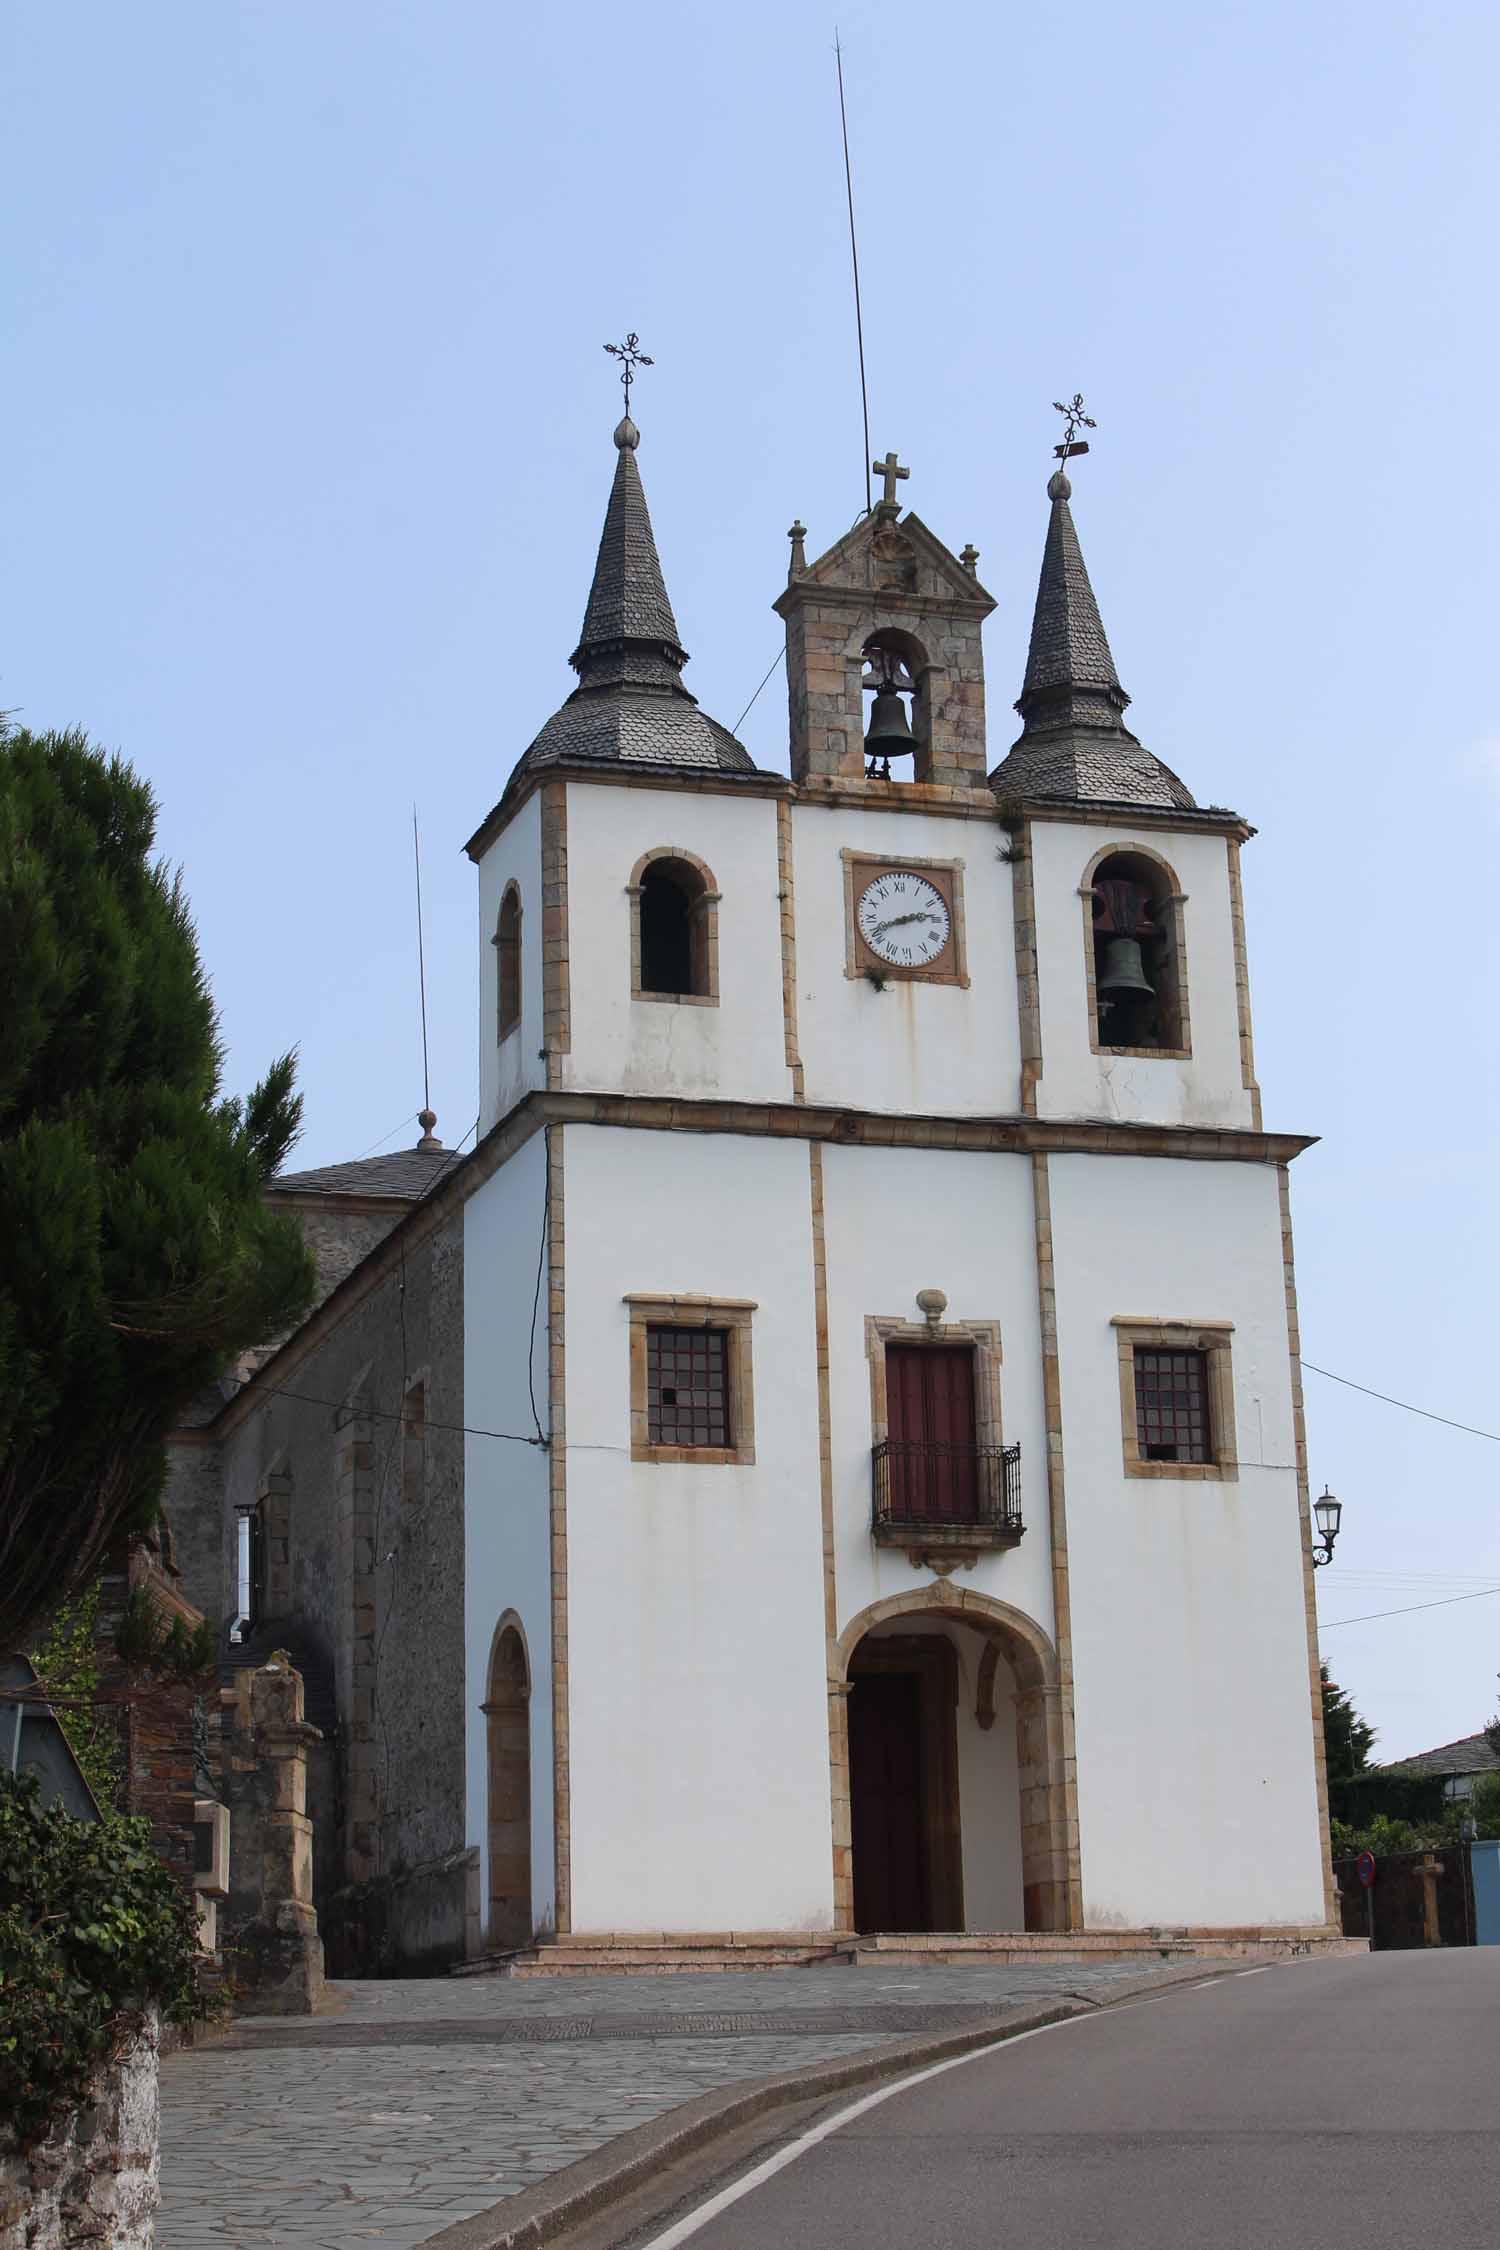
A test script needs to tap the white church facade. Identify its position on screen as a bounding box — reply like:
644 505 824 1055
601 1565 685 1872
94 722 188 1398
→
171 413 1337 1965
459 418 1333 1948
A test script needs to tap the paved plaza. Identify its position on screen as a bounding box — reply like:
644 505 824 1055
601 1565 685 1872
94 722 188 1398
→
158 1959 1167 2248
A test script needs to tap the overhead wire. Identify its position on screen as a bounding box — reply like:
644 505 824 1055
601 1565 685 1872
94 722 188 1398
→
1301 1359 1500 1445
1320 1585 1500 1631
732 647 785 736
351 1111 421 1161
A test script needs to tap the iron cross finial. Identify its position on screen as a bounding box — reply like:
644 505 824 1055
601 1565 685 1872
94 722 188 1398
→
872 450 910 509
1052 394 1097 460
605 333 654 415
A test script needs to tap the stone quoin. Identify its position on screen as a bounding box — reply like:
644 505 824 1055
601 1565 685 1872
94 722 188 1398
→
164 419 1334 1964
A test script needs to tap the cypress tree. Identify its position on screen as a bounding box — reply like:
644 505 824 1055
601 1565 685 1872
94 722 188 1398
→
0 724 315 1648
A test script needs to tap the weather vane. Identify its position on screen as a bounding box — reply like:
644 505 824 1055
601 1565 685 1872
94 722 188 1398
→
1052 393 1097 462
605 333 654 417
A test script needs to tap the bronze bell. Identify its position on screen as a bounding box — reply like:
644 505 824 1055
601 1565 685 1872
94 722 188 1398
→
864 682 915 756
1097 936 1155 996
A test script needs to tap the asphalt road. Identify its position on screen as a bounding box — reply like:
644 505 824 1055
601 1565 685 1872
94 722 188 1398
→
636 1952 1500 2249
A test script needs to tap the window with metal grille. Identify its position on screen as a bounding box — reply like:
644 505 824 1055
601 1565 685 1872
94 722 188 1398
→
1133 1348 1211 1463
646 1325 731 1449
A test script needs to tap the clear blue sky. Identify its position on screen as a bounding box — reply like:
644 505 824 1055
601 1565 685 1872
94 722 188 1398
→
4 1 1496 1760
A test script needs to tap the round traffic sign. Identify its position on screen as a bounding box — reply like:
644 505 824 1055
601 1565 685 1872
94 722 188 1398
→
1356 1849 1377 1888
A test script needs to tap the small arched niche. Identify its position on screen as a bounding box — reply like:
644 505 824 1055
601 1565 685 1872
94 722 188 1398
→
628 849 720 1004
1084 846 1190 1056
483 1617 532 1951
494 884 522 1044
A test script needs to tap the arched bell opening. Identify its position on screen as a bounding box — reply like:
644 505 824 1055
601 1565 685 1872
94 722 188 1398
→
834 1592 1071 1936
859 628 930 780
483 1617 532 1951
1087 848 1187 1053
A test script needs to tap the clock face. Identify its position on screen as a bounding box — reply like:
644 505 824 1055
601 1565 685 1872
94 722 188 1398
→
856 870 952 968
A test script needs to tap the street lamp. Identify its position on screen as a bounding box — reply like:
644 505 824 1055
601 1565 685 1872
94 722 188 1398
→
1312 1486 1342 1568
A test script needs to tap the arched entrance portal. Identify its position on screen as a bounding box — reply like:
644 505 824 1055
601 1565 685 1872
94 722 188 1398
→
835 1589 1075 1935
484 1617 532 1950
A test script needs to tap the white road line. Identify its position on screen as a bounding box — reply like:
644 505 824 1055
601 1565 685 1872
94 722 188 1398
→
637 2013 1096 2250
640 1968 1291 2248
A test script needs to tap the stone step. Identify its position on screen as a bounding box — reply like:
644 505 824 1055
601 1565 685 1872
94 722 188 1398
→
452 1925 1361 1978
453 1934 853 1979
849 1928 1359 1964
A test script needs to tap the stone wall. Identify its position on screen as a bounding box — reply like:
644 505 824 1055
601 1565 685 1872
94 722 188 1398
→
0 2014 159 2250
160 1439 225 1633
270 1200 410 1309
163 1204 468 1969
322 1847 476 1980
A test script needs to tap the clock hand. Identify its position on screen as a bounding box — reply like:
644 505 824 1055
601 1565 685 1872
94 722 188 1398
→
872 910 940 937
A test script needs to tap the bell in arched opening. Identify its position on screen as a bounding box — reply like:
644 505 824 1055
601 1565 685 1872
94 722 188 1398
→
1092 874 1158 1042
862 639 917 778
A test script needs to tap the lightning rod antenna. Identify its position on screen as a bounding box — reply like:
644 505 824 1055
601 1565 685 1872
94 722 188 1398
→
412 805 431 1121
835 30 873 518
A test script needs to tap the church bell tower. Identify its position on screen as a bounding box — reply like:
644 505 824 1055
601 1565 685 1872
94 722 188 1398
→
773 451 997 794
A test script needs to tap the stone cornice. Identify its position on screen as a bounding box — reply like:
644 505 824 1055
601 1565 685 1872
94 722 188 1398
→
546 1092 1314 1168
464 765 790 862
466 762 1257 860
995 795 1256 843
177 1090 1314 1448
264 1189 429 1220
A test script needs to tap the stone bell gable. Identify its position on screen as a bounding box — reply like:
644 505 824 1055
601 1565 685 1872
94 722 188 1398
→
773 485 996 793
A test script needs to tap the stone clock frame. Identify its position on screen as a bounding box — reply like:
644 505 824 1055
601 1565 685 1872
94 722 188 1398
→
841 850 969 988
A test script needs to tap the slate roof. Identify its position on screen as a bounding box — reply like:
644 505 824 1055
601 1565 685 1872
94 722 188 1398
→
497 419 758 804
571 428 688 663
269 1145 461 1202
1020 472 1123 702
1383 1732 1500 1781
991 734 1199 813
990 470 1201 815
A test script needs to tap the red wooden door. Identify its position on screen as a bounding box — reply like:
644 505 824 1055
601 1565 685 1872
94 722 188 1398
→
886 1344 977 1521
849 1672 929 1932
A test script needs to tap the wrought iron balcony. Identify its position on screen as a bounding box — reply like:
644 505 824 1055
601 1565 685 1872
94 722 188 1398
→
871 1439 1024 1556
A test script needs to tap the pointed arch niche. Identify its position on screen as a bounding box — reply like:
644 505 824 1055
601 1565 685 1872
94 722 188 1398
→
483 1614 532 1950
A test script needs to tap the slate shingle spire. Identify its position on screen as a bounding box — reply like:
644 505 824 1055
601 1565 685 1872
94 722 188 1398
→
571 415 689 678
1015 469 1131 737
989 470 1197 811
495 418 756 797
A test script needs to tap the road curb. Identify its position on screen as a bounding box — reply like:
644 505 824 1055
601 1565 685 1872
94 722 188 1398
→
418 1960 1234 2250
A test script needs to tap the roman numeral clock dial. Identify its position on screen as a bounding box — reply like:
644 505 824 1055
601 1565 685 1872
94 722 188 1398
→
856 870 952 969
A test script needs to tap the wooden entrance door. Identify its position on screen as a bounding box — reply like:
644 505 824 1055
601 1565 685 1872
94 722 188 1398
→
849 1670 929 1933
886 1343 978 1521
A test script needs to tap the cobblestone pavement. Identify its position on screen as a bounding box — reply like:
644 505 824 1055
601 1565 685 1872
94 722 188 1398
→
158 1961 1165 2249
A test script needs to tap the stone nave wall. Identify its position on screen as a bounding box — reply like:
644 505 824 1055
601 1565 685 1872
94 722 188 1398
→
164 1202 469 1972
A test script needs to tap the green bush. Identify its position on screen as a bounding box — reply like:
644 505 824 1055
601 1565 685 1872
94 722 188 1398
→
1466 1771 1500 1838
0 1770 213 2148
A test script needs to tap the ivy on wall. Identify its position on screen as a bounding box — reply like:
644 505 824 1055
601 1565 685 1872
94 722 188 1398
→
0 1772 215 2148
29 1581 123 1809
